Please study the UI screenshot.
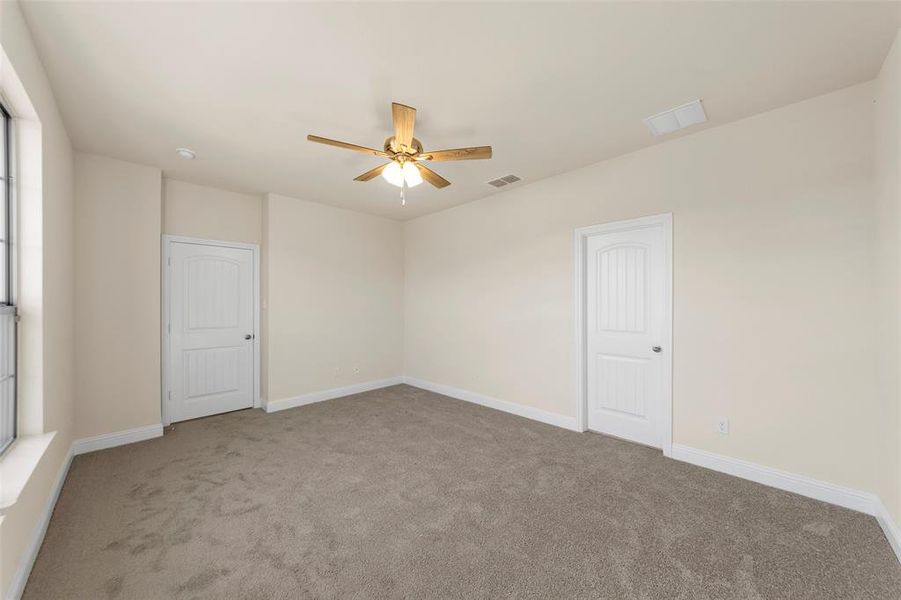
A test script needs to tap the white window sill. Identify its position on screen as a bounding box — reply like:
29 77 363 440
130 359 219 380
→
0 431 55 514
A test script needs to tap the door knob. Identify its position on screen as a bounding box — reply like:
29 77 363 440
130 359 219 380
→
245 334 253 340
652 346 662 353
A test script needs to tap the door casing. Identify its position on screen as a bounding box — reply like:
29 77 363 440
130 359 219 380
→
574 214 673 456
161 235 261 426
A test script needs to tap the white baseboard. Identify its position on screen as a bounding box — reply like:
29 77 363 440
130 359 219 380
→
875 499 901 564
5 446 73 600
402 377 580 432
669 442 901 565
670 443 879 515
72 423 164 456
264 377 405 414
671 443 901 564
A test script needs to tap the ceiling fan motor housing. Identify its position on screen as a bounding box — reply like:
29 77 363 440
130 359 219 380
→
386 136 424 157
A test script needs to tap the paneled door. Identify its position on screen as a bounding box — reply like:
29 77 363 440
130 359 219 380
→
585 221 667 447
166 240 256 423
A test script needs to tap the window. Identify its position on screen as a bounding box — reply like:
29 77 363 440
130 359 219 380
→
0 102 15 454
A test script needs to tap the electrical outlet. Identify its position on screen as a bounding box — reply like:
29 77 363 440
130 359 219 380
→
353 366 360 375
715 417 729 434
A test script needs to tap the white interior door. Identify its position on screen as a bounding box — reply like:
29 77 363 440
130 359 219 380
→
586 223 667 447
167 241 255 423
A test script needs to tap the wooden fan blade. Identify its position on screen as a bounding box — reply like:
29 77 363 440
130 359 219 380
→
392 103 416 150
307 135 388 157
421 146 492 161
353 163 390 182
415 163 451 189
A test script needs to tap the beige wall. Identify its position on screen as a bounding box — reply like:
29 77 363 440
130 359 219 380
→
264 193 403 403
404 82 882 497
74 153 161 438
2 0 75 445
875 29 901 523
0 0 76 595
68 174 262 441
162 178 262 245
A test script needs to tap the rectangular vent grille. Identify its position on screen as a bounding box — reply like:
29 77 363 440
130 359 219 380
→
644 99 707 137
488 174 521 188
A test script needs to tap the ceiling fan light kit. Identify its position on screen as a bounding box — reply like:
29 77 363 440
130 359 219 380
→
381 160 423 188
307 102 493 205
382 161 405 187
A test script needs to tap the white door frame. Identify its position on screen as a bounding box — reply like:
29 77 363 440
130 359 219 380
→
161 235 261 426
574 213 673 455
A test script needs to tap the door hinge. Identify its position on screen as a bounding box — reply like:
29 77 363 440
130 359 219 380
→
167 323 171 334
167 256 172 266
167 390 172 401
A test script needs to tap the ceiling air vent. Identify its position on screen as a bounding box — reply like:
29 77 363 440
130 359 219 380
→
644 99 707 137
488 174 521 188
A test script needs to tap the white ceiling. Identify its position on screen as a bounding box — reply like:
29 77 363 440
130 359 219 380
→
19 1 901 220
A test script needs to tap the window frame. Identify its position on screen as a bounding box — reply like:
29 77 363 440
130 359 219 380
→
0 100 16 455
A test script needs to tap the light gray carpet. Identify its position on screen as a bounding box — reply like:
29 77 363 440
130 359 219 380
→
23 385 901 599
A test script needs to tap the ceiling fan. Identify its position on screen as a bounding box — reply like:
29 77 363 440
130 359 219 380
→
307 102 492 198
